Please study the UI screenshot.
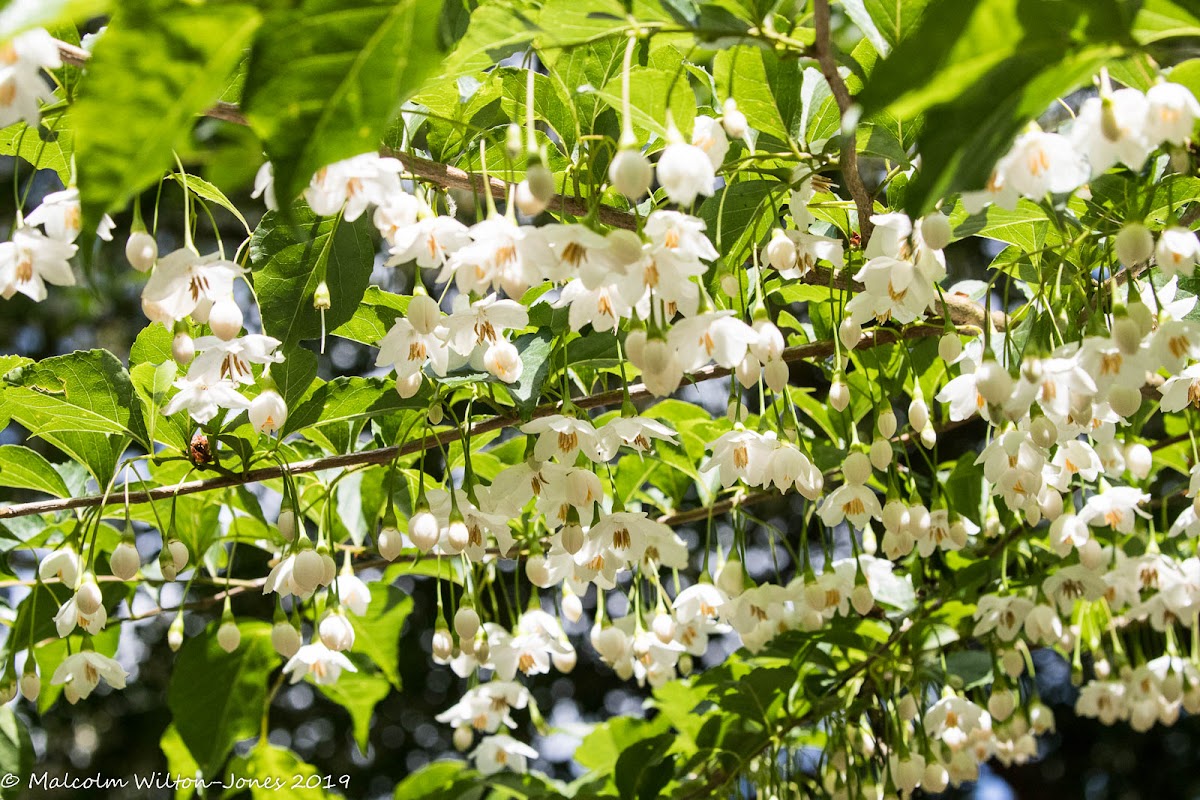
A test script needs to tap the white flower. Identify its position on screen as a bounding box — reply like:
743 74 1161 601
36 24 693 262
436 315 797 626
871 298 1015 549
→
375 317 450 379
520 415 605 462
1158 364 1200 412
670 311 759 373
996 131 1089 199
442 216 551 297
1155 226 1200 278
141 249 242 324
555 278 631 333
1078 486 1151 533
25 188 84 243
483 341 523 383
162 375 251 424
472 735 538 776
39 548 79 587
189 334 283 385
436 681 528 732
51 651 127 702
1146 82 1200 145
656 142 715 206
249 390 288 434
540 223 611 283
923 696 989 751
372 193 420 244
252 162 278 210
625 331 684 397
444 293 528 356
282 642 357 685
761 229 844 278
333 573 371 616
304 153 403 221
1071 89 1153 175
53 595 106 637
0 227 77 302
597 417 677 459
387 214 471 269
0 28 61 128
691 116 730 169
973 594 1035 641
701 428 777 488
817 483 882 530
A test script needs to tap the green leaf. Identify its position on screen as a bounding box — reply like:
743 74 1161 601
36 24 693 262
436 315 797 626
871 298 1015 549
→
697 180 782 271
347 583 412 689
73 3 262 226
0 445 70 498
160 725 200 800
859 0 1132 215
167 622 276 777
249 205 376 347
0 106 72 184
596 65 696 142
223 741 332 799
1 349 142 480
845 0 931 54
330 286 409 345
713 46 804 142
318 668 392 753
243 0 448 207
393 761 483 800
1134 0 1200 43
0 707 32 800
167 173 250 234
0 0 109 42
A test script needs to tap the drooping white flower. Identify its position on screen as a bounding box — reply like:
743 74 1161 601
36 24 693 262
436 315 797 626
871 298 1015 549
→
333 573 371 616
375 317 450 379
252 162 278 210
1078 486 1151 533
701 428 777 488
554 278 631 333
304 153 404 221
141 249 242 324
1155 226 1200 278
691 116 730 169
188 334 284 386
472 735 538 776
1146 82 1200 145
1160 364 1200 412
656 142 715 206
596 417 677 459
0 28 61 128
0 227 76 302
249 389 288 434
162 375 251 424
520 415 606 463
50 651 127 702
38 548 80 587
540 223 611 283
282 642 357 685
442 216 552 298
1071 89 1153 175
387 214 471 269
444 293 528 356
996 130 1089 199
53 595 107 637
668 311 759 372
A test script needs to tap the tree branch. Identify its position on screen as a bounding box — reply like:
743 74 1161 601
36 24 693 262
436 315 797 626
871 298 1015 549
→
0 324 968 520
812 0 875 246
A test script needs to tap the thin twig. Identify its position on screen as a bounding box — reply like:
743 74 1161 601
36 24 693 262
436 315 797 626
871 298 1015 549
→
0 324 971 520
812 0 875 246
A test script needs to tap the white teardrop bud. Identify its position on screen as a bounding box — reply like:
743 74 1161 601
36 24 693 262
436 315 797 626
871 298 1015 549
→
829 380 850 411
975 360 1013 405
652 613 676 644
843 451 872 485
526 163 556 204
560 523 584 555
319 613 355 651
396 372 423 399
454 607 480 641
75 577 103 615
1125 442 1153 480
765 229 797 271
988 689 1016 722
207 296 243 341
920 212 953 251
716 558 744 597
562 591 583 622
869 438 892 470
109 541 140 581
1030 416 1058 449
169 540 189 572
908 398 929 431
408 511 440 553
272 621 301 658
168 616 185 652
445 520 469 553
850 584 874 616
877 409 897 438
721 99 748 139
407 293 441 335
218 621 241 653
608 148 653 200
432 627 454 661
19 672 39 702
291 549 324 595
278 509 297 542
1115 222 1154 267
125 231 158 271
172 332 194 366
453 727 473 753
249 390 288 434
839 318 863 350
552 648 577 674
938 332 962 363
1111 316 1144 356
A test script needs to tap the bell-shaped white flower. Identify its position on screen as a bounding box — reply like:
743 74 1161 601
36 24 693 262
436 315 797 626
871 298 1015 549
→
282 641 357 685
0 227 77 302
1146 82 1200 145
51 651 127 702
996 130 1089 199
656 142 715 206
471 735 538 776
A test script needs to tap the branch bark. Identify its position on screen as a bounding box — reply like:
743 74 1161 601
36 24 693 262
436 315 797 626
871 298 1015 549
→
0 324 967 520
812 0 875 246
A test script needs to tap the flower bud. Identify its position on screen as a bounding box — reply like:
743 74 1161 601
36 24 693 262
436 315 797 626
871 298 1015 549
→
552 647 577 674
218 620 241 653
278 508 297 542
125 231 158 271
313 281 331 310
908 398 929 431
938 332 962 363
838 318 863 351
652 612 676 644
432 625 454 661
1125 442 1152 480
869 438 892 470
920 212 953 251
453 727 473 752
764 229 797 271
292 549 324 595
525 555 551 587
1112 315 1143 356
717 558 744 597
319 612 355 651
1115 222 1154 267
19 671 39 702
829 380 850 412
1108 385 1142 418
168 615 185 652
843 451 872 485
407 293 441 335
988 689 1016 722
877 409 897 438
560 523 584 555
976 359 1013 405
454 606 480 641
75 575 103 615
608 148 653 200
377 526 403 561
721 98 747 139
445 519 470 553
483 341 523 383
396 372 423 399
562 591 583 623
409 510 440 553
208 296 243 341
172 332 194 366
169 540 189 573
272 621 301 658
923 762 949 794
109 541 140 582
850 584 874 615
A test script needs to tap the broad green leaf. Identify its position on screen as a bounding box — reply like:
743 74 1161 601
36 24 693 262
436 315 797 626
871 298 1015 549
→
318 668 392 753
859 0 1133 214
242 0 448 207
0 445 70 498
0 106 72 184
0 707 32 800
697 180 783 272
223 741 332 799
849 0 932 53
160 725 200 800
393 761 484 800
0 0 109 42
167 173 250 233
167 622 276 777
596 66 697 142
1134 0 1200 43
73 3 262 226
713 46 804 143
330 286 409 345
1 349 143 480
347 583 412 689
249 205 376 347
